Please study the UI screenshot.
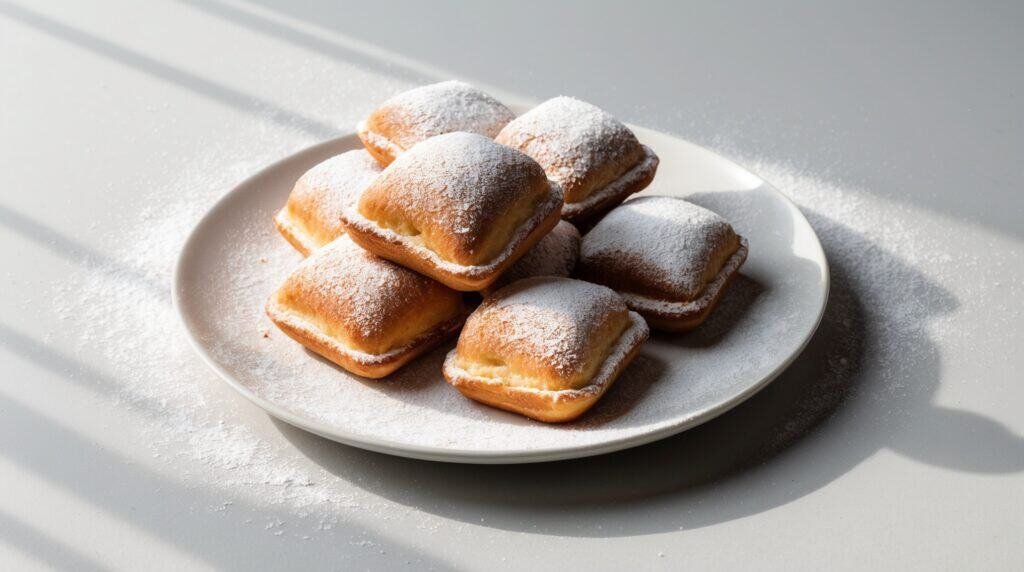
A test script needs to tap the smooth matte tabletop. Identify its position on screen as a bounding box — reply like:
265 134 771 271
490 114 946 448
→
1 1 1021 570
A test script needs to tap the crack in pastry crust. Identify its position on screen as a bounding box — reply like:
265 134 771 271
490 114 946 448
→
443 277 650 422
342 132 564 291
356 80 515 166
274 150 382 256
265 237 467 378
578 196 748 331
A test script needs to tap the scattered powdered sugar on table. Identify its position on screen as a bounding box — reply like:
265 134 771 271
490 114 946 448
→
47 111 1021 527
47 134 387 530
718 150 1022 452
193 166 815 451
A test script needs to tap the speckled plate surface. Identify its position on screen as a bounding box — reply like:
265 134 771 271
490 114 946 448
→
173 125 828 464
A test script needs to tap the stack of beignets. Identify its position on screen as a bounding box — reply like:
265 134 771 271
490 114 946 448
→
265 81 749 424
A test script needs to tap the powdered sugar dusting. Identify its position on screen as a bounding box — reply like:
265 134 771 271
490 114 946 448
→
496 96 642 199
470 277 627 378
353 131 555 266
182 155 826 456
444 308 649 399
580 196 739 300
285 149 381 244
39 67 415 531
296 150 380 212
299 150 380 199
619 239 748 317
488 220 580 291
41 84 1019 519
368 80 514 150
274 235 452 342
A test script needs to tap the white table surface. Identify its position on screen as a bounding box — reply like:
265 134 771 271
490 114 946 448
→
2 1 1022 570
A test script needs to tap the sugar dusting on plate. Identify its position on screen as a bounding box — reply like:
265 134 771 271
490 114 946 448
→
48 132 1020 530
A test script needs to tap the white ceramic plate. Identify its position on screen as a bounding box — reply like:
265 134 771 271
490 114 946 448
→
173 125 828 464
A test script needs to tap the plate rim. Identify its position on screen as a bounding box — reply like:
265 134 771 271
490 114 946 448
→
172 131 830 464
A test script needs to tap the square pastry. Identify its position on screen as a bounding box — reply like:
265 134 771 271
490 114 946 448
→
274 149 382 256
495 97 659 225
577 196 749 332
265 236 467 378
481 220 580 295
443 277 649 423
341 132 564 291
357 80 515 166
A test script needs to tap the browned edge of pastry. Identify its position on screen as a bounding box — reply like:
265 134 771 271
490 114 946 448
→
340 182 563 291
273 207 317 257
265 297 467 379
442 311 649 423
622 237 749 332
356 120 401 167
561 145 659 226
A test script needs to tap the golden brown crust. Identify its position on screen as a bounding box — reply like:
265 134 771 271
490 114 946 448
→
274 208 316 256
265 237 467 378
442 277 650 422
357 121 402 167
344 201 561 291
274 150 382 256
357 80 514 166
559 145 659 226
457 278 631 390
355 133 552 266
443 327 646 423
342 132 564 291
495 97 659 223
577 196 748 331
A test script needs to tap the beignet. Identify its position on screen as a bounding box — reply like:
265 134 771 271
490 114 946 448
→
274 150 382 256
265 236 467 378
341 132 564 291
495 97 659 224
482 220 580 295
577 196 748 332
357 80 515 166
443 277 649 422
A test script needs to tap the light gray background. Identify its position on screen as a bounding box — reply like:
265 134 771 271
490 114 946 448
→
1 1 1022 570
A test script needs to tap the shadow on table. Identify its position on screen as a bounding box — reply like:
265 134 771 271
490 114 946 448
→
276 210 1024 537
0 392 449 570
